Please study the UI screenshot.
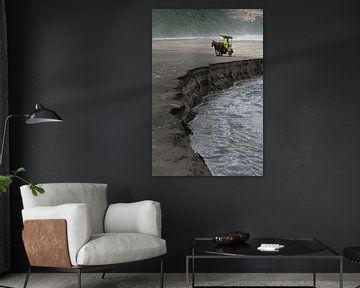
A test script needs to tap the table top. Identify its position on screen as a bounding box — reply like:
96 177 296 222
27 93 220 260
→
190 237 340 258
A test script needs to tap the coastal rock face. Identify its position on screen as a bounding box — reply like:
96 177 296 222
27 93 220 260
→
175 59 264 139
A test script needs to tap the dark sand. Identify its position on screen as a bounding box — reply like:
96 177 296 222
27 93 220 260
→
152 39 263 176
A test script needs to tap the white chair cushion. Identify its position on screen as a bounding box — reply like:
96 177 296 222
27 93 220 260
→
105 201 162 237
76 233 167 266
21 183 108 234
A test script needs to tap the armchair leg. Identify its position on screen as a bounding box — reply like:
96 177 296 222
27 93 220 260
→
101 270 107 279
23 266 31 288
160 257 164 288
77 269 81 288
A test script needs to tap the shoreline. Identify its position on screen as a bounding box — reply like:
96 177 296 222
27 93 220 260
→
152 39 263 176
176 59 264 127
175 60 264 176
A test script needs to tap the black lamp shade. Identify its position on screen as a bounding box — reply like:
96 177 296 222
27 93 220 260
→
25 104 63 124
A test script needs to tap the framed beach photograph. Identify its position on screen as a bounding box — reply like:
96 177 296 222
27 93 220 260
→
152 9 263 176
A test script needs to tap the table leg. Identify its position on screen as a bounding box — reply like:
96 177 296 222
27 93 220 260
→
192 247 195 288
192 257 195 288
339 257 343 288
186 257 189 288
313 254 316 287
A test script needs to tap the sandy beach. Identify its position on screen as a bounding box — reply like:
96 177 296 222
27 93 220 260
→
152 38 263 176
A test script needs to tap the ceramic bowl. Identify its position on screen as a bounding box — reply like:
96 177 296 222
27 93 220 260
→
212 233 237 245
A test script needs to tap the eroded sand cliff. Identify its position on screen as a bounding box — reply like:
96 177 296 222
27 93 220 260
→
152 39 263 176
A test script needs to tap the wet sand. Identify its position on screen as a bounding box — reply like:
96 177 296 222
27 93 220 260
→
152 39 263 176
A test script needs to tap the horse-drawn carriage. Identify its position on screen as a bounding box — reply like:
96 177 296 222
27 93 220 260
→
211 35 233 56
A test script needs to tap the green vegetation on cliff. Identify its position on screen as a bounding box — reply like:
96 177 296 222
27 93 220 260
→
152 9 262 38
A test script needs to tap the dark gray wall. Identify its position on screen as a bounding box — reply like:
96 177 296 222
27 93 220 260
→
6 0 360 272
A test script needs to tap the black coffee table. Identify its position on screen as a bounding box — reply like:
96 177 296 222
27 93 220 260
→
186 237 342 288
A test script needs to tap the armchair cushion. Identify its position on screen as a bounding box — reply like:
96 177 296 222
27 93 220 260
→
21 183 108 234
104 201 162 237
22 203 91 266
76 233 167 266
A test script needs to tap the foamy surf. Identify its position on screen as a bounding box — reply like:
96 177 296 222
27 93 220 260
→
152 34 263 41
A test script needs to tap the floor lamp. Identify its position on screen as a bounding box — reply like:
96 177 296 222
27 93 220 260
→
0 103 62 288
0 103 63 167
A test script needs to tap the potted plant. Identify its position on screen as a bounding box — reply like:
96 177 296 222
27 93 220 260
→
0 167 44 196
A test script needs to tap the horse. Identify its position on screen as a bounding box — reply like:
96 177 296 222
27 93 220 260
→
211 40 227 56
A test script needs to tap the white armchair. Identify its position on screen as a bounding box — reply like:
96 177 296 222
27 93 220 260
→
20 183 166 288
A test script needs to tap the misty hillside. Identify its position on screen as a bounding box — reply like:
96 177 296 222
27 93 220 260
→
152 9 263 38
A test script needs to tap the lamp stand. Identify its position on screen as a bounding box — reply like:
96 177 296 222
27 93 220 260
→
0 114 28 169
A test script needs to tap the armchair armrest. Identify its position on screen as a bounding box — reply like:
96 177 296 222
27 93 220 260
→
22 203 91 266
104 200 162 237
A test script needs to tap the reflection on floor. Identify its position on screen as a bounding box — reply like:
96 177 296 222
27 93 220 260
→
0 273 358 288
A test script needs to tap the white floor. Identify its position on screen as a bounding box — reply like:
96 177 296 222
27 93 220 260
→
0 273 358 288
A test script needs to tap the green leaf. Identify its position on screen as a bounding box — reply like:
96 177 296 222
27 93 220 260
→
30 182 38 196
35 185 45 194
16 167 26 173
12 167 26 176
0 175 13 192
29 182 44 196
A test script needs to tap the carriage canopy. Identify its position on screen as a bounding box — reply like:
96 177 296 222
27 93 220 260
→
220 35 233 39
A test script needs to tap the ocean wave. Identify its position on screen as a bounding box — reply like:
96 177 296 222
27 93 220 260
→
189 76 263 176
152 34 263 41
233 34 263 41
